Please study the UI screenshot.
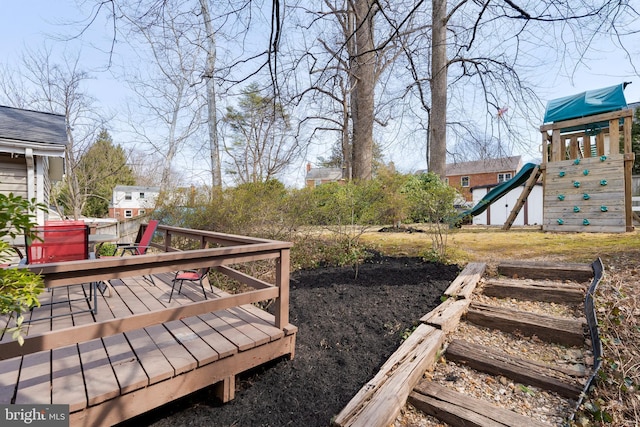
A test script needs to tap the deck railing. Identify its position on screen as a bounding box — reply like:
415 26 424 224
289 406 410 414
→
0 224 292 360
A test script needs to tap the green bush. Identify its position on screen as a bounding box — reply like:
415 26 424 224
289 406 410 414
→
402 172 459 261
155 172 460 270
0 193 45 344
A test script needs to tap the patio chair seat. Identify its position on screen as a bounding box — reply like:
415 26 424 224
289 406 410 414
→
169 268 212 302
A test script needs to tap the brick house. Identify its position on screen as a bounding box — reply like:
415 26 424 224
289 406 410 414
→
304 163 344 188
445 156 522 202
109 185 160 219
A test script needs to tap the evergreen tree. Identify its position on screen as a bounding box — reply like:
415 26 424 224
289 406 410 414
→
223 84 299 184
57 129 136 218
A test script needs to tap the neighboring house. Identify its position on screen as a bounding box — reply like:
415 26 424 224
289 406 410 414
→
304 163 344 188
109 185 160 219
0 106 66 225
445 156 523 202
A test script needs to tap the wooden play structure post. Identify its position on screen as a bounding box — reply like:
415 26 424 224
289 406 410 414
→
540 109 635 232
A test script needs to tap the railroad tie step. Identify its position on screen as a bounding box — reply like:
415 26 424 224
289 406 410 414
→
465 302 586 347
409 381 551 427
445 338 584 399
482 278 587 305
497 261 593 283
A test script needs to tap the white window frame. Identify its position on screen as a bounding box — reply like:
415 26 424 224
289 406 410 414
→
125 191 132 201
498 172 512 183
124 209 133 218
461 176 470 187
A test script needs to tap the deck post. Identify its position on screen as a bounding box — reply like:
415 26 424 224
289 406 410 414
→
214 376 236 403
274 248 290 329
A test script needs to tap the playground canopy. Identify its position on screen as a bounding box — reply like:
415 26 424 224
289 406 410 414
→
543 83 629 124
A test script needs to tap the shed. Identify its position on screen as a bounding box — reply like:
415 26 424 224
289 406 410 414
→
471 182 543 226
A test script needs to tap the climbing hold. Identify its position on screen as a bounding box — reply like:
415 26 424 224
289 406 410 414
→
600 179 608 186
574 181 581 188
558 194 565 201
559 171 566 177
583 194 591 200
583 169 589 176
573 206 581 213
557 218 564 225
601 206 608 212
600 155 607 161
583 219 590 226
574 159 581 165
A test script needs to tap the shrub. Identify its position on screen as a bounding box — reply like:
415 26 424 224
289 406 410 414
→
0 193 45 344
402 173 459 261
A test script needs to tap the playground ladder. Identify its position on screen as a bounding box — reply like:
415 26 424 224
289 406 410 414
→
502 165 542 230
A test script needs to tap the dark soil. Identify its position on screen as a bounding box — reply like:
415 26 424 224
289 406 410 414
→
122 255 459 427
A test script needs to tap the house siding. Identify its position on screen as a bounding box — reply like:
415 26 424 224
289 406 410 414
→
449 170 517 202
0 155 28 197
109 186 160 219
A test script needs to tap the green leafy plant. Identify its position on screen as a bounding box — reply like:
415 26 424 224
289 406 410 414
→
0 193 45 344
400 324 418 342
518 384 535 396
402 173 459 262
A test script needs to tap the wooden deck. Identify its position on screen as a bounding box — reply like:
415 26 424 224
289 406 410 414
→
0 225 297 426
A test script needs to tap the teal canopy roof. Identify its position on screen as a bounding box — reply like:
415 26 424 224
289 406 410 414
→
543 83 628 124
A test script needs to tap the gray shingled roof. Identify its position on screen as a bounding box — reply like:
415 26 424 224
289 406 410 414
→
114 185 161 193
306 167 343 181
0 105 67 145
445 155 521 176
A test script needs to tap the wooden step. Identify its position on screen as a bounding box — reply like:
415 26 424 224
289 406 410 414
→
409 381 550 427
482 278 586 305
498 261 593 282
445 339 584 399
466 302 585 346
444 262 487 299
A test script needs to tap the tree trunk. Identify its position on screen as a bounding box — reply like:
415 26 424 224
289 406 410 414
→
342 84 352 180
429 0 448 178
351 0 375 181
200 0 222 189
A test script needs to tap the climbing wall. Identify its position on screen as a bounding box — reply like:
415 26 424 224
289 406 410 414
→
544 153 626 232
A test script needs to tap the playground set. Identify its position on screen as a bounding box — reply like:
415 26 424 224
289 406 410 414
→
464 83 635 233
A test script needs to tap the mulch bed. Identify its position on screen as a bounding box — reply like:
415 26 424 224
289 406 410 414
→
121 255 459 427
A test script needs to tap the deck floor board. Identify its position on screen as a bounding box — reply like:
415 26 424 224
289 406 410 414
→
15 351 51 405
51 345 85 411
125 328 174 384
102 333 149 394
79 338 121 406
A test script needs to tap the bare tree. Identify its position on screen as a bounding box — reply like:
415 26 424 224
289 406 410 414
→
199 0 222 189
118 2 204 189
293 0 404 181
0 47 103 218
222 83 299 183
425 0 640 177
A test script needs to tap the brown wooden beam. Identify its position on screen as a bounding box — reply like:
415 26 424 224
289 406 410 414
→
466 302 585 346
445 339 584 399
